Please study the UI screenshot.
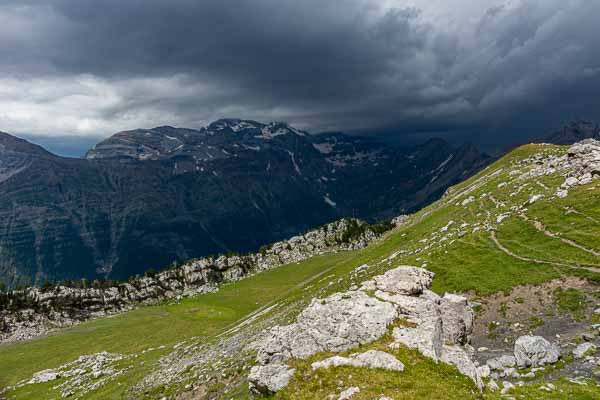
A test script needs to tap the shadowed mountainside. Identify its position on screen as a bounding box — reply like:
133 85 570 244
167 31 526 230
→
0 120 491 287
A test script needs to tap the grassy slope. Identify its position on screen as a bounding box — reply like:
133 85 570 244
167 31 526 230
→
1 143 600 399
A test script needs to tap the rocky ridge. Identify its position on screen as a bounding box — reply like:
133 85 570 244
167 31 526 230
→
0 218 382 344
543 121 600 145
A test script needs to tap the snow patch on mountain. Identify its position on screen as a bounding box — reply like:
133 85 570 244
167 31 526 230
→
286 151 302 175
324 195 337 207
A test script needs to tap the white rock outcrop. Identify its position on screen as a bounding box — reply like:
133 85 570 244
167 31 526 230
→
373 266 434 295
249 266 484 394
311 350 404 372
27 370 60 384
338 387 360 400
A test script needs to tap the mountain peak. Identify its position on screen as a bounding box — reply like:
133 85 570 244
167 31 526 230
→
85 119 311 160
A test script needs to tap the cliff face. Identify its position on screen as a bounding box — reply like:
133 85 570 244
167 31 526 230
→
0 218 382 343
0 120 490 287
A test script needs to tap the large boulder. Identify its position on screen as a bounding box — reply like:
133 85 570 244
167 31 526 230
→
248 364 296 395
373 266 434 295
514 336 560 368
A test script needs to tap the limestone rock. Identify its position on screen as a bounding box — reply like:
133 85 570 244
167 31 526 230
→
487 379 500 392
1 218 384 344
441 345 483 390
573 342 597 359
439 293 474 345
514 336 560 368
376 290 440 325
27 370 60 384
257 291 397 365
486 355 516 371
501 381 515 395
338 387 360 400
477 365 491 379
251 265 483 394
373 266 434 295
392 215 409 227
248 364 296 395
311 350 404 372
391 322 442 361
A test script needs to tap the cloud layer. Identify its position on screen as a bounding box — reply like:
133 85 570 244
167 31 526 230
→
1 0 599 148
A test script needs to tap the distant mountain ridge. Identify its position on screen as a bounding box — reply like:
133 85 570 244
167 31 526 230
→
542 120 600 145
0 119 491 287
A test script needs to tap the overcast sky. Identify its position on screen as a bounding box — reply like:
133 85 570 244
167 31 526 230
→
1 0 599 152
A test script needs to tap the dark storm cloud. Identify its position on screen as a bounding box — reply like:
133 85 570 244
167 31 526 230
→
0 0 599 148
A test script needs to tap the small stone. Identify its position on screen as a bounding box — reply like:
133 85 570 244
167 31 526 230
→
338 387 360 400
477 365 491 379
582 332 597 342
501 367 518 378
487 379 500 392
573 342 597 359
486 355 516 370
501 381 515 395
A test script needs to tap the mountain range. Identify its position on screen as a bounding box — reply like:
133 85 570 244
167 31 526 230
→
2 129 600 399
0 119 491 287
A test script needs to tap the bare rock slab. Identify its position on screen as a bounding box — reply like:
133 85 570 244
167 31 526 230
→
373 266 434 295
312 350 404 372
